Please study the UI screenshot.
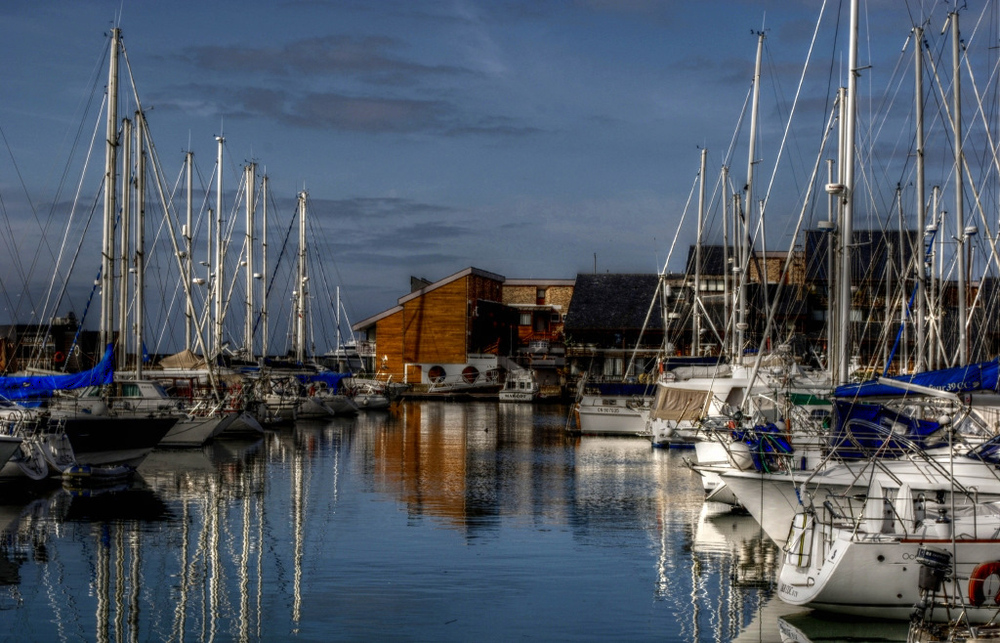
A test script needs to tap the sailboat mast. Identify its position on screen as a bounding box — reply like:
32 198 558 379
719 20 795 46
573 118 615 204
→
837 0 859 384
693 148 706 357
336 286 342 363
245 162 256 359
914 26 926 372
740 31 764 365
118 117 131 371
185 151 194 352
261 174 269 359
826 158 836 376
214 135 225 359
721 165 730 360
135 112 146 379
100 28 120 353
295 192 308 364
951 11 967 366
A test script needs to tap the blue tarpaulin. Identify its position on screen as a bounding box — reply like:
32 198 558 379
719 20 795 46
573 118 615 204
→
834 359 1000 398
0 344 114 401
296 371 350 393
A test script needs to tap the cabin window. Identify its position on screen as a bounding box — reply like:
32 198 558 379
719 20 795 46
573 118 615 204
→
428 365 446 383
120 382 140 397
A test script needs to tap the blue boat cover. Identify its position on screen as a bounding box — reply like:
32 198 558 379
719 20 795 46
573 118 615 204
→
829 399 942 458
297 371 350 393
834 358 1000 398
732 423 794 473
0 344 114 401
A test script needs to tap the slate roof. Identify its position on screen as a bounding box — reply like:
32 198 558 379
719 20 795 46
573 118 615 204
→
563 273 663 331
685 245 729 277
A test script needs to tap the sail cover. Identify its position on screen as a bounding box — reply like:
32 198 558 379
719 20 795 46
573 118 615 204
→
834 358 1000 398
0 344 114 401
297 371 350 393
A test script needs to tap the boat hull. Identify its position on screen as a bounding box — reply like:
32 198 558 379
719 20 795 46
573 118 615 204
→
61 415 176 468
574 395 650 436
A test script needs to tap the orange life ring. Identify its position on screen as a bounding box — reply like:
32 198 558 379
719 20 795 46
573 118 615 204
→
53 351 65 363
968 560 1000 607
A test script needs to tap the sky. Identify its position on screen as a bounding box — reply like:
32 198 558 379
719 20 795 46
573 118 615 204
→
0 0 985 354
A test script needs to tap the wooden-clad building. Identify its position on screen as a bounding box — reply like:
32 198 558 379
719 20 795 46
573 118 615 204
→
353 267 519 384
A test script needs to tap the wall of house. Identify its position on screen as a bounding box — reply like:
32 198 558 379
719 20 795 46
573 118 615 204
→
374 309 405 381
403 277 469 365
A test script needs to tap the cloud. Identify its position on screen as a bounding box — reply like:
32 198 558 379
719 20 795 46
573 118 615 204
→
179 35 473 85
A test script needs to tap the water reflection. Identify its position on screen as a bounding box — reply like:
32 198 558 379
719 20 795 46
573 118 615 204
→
0 401 880 641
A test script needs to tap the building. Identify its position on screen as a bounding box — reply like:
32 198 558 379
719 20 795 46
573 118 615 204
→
353 268 519 385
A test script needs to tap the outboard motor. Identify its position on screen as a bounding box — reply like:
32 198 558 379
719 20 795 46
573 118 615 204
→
911 545 953 623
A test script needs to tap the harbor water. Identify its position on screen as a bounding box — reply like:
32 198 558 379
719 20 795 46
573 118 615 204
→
0 401 908 642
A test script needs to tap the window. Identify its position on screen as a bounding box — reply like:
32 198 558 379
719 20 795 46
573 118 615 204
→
603 358 623 378
520 313 532 326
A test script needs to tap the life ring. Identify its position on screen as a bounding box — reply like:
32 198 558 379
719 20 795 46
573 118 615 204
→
53 351 65 363
968 561 1000 606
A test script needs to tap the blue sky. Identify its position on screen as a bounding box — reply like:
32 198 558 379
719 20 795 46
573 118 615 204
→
0 1 978 353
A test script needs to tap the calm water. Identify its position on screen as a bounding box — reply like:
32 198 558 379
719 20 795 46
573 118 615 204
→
0 401 908 642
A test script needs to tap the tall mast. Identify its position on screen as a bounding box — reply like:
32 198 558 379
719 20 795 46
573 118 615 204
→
135 112 146 379
951 11 967 366
693 149 706 356
826 158 836 377
721 165 730 360
261 174 269 358
295 191 308 364
118 117 131 371
185 151 194 352
914 26 926 372
244 162 256 359
739 31 765 365
100 28 121 353
837 0 859 384
214 135 225 359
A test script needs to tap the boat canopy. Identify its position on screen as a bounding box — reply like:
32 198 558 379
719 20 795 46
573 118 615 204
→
297 371 350 393
834 359 1000 398
0 344 114 401
649 386 712 422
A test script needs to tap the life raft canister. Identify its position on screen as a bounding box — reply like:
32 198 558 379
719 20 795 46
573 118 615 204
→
968 560 1000 607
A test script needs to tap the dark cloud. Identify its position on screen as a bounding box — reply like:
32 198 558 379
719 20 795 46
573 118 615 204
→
179 35 473 85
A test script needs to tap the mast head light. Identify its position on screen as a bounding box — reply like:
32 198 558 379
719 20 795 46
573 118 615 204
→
964 226 978 237
817 220 835 231
824 183 846 195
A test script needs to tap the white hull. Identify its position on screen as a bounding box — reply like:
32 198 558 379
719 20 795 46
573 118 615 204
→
779 506 1000 623
574 395 650 436
719 453 1000 546
159 413 235 447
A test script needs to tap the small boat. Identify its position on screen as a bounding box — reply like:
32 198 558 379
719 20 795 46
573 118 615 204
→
499 369 539 402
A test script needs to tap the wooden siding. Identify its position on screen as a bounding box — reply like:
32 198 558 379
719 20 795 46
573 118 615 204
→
403 277 469 364
374 309 405 381
468 273 503 304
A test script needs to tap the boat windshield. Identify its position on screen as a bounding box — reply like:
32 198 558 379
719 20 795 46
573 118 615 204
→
966 434 1000 465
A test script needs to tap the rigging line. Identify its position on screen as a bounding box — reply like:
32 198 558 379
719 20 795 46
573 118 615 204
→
651 172 698 363
141 121 216 374
30 113 108 367
757 0 827 231
257 193 299 350
19 33 111 328
743 96 838 409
